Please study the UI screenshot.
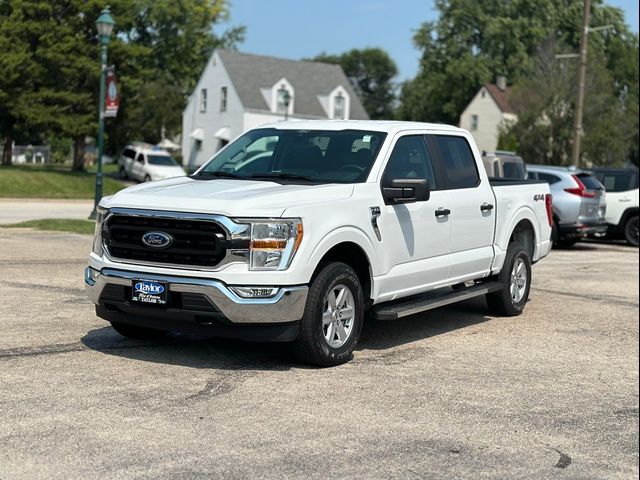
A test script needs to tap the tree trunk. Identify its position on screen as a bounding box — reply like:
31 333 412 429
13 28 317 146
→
2 136 12 166
72 136 86 171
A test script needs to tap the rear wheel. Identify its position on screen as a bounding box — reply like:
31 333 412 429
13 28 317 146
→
294 262 364 367
144 175 151 182
555 237 579 248
110 321 167 339
486 243 532 316
119 166 128 179
624 215 639 247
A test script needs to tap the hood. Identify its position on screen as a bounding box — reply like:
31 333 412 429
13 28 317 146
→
103 176 355 217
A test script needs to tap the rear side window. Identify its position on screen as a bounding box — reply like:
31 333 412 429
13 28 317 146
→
576 173 604 191
535 172 561 185
426 135 479 189
122 148 135 159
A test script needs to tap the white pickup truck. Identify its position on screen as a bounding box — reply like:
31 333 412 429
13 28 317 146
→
86 121 553 366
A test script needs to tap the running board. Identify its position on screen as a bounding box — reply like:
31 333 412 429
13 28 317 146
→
372 281 503 321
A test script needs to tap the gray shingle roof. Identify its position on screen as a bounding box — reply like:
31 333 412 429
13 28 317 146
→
217 50 369 120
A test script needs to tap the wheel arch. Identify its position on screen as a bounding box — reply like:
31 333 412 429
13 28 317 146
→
308 237 375 303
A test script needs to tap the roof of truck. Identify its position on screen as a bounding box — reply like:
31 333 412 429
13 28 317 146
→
255 120 466 134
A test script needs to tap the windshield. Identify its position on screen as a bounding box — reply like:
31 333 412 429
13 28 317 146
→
147 154 179 166
197 128 387 183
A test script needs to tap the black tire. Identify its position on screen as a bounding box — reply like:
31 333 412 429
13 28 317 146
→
294 262 364 367
486 243 532 316
624 215 639 247
144 175 151 183
110 321 167 339
119 166 128 179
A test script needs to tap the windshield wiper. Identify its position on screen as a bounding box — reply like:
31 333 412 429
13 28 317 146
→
250 173 318 182
193 171 247 179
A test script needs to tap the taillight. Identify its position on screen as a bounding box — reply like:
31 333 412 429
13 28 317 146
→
565 175 596 198
545 194 553 227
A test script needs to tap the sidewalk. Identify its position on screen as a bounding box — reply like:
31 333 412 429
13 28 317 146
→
0 199 94 224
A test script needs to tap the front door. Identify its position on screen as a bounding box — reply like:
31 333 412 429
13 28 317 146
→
375 134 452 303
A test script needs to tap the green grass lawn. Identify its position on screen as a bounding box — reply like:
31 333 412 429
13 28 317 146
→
1 218 96 234
0 164 126 199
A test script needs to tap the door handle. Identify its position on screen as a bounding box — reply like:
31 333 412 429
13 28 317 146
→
480 203 494 212
435 208 451 217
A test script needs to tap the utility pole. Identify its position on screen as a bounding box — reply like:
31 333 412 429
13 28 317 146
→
572 0 591 167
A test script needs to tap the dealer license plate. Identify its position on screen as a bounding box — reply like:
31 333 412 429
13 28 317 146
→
131 279 168 305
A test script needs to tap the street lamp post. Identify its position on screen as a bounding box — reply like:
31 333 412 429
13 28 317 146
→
90 7 115 219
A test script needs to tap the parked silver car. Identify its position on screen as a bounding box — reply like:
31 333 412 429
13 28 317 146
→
527 165 607 247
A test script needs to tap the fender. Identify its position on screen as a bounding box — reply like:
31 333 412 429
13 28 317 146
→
305 226 379 284
492 205 541 273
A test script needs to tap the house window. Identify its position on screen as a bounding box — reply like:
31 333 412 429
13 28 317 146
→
333 92 346 120
277 85 291 113
200 88 207 113
220 86 227 112
471 114 479 131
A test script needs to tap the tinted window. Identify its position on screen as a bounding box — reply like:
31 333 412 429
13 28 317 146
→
199 128 387 184
536 172 561 185
502 161 527 179
147 155 179 166
595 172 638 192
576 173 604 191
427 135 479 189
383 136 437 188
123 148 135 159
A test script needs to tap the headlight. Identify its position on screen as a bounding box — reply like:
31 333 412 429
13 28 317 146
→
92 207 107 255
248 219 303 270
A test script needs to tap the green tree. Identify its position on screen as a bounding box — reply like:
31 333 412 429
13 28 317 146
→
0 0 243 170
310 48 398 119
398 0 636 131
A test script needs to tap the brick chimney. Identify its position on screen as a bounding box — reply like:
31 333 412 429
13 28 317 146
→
496 75 507 91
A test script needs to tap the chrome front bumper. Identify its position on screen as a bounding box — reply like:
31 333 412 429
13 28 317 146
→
85 267 308 324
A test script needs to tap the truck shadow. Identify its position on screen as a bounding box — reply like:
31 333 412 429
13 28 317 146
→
80 297 492 371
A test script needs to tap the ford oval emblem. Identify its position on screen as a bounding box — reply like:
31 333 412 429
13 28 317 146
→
141 231 173 249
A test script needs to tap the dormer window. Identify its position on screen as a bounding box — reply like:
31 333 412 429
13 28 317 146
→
277 85 292 113
327 86 350 120
333 92 346 119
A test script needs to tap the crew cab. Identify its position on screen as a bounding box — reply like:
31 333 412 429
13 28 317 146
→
86 121 552 366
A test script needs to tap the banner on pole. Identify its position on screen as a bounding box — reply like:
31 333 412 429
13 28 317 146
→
105 69 119 118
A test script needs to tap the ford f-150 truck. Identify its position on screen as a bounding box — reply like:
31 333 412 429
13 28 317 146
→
86 121 553 366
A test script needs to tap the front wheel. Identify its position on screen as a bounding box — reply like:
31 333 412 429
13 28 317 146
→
624 215 639 247
294 262 364 367
486 243 532 316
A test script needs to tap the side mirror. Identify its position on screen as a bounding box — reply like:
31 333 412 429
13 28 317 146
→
383 178 430 205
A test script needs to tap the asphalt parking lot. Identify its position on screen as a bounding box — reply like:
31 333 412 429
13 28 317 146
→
0 228 638 479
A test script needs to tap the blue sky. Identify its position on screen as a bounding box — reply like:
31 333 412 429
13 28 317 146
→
220 0 639 81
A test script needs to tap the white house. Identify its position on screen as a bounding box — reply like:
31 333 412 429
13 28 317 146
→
182 50 369 169
459 76 518 153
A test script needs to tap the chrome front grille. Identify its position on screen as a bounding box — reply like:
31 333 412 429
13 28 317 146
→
103 210 250 269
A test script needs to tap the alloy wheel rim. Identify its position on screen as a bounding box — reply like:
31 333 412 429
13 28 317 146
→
322 284 355 348
510 257 528 304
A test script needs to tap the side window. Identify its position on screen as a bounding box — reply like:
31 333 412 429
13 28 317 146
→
122 148 135 159
427 135 479 189
135 152 144 163
537 172 561 185
383 135 437 189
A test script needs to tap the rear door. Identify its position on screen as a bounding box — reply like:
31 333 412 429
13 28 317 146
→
425 134 496 282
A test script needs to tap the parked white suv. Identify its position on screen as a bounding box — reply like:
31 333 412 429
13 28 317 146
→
118 144 186 182
591 167 639 246
87 121 552 366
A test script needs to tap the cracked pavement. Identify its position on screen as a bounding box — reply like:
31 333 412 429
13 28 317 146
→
0 228 638 479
